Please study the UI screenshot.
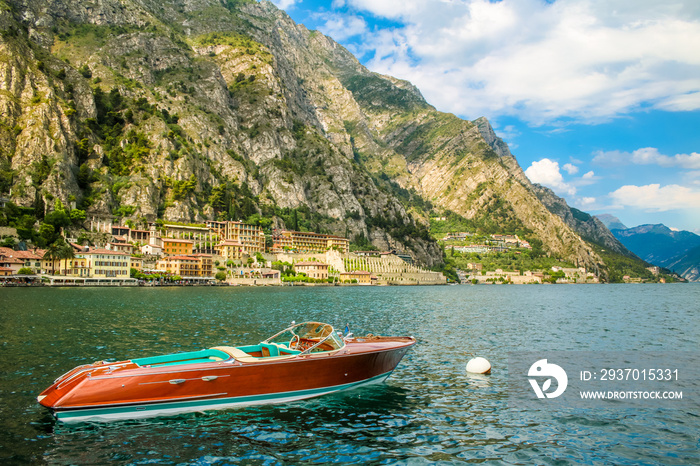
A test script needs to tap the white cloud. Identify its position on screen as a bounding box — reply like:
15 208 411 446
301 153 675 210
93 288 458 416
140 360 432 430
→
562 163 579 175
609 183 700 212
593 147 700 169
525 158 576 197
340 0 700 124
314 13 368 41
573 170 599 187
270 0 299 10
579 197 597 208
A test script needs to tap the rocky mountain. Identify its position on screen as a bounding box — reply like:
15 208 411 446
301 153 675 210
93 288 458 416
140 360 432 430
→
663 245 700 282
0 0 609 272
605 223 700 281
530 185 634 257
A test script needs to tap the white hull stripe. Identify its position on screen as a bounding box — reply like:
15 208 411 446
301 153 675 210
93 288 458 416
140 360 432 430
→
54 371 393 422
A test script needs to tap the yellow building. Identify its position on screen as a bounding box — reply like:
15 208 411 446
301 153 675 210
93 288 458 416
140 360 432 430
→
195 254 214 277
340 270 373 284
293 261 329 280
215 239 245 262
156 255 214 278
206 221 265 255
67 248 131 278
272 230 349 254
130 256 143 272
162 238 194 256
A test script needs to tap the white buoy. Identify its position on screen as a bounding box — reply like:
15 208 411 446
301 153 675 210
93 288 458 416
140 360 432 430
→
466 357 491 374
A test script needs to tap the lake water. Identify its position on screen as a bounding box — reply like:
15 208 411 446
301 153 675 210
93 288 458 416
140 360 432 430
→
1 284 698 464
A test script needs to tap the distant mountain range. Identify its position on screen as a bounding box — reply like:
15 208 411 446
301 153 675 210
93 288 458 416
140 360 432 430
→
597 216 700 282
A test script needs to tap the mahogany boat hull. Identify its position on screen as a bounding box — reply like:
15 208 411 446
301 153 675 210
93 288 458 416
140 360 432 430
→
38 336 415 422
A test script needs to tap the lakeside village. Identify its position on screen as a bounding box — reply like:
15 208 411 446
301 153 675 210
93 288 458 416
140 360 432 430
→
1 216 666 287
0 217 446 287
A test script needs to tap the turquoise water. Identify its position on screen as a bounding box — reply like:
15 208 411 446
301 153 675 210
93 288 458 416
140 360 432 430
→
0 284 698 464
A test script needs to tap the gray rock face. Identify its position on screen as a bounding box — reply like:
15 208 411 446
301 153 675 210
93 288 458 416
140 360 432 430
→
0 0 444 266
0 0 617 271
531 184 634 257
473 117 512 158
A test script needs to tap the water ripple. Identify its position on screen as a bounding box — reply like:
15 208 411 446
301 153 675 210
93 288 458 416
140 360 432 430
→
0 285 698 464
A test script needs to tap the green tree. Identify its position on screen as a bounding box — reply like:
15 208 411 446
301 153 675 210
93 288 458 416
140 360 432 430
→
17 267 34 275
56 240 75 275
44 209 71 230
1 237 16 248
215 271 226 281
209 184 228 212
70 209 87 225
16 215 36 241
77 163 92 188
38 223 56 246
79 64 92 78
43 240 62 275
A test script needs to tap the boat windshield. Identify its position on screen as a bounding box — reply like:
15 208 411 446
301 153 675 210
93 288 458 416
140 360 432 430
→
264 322 345 354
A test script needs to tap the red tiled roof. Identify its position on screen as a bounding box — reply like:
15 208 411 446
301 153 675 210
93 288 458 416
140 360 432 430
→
0 247 43 259
0 256 24 264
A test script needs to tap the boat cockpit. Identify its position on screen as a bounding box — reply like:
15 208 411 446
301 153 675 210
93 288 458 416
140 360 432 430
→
132 322 345 367
264 321 345 354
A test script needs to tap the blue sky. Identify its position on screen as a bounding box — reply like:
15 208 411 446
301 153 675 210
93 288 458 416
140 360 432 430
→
271 0 700 233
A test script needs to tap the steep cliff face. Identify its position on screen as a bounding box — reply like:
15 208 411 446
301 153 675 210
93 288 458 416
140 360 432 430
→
333 67 605 270
530 184 634 258
0 0 609 271
0 0 443 265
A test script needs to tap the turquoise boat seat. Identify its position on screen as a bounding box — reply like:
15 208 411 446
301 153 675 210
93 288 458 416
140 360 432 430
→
133 349 231 367
132 344 301 367
229 343 301 358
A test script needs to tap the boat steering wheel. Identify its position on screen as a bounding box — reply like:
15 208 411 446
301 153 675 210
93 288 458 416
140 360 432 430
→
289 334 300 349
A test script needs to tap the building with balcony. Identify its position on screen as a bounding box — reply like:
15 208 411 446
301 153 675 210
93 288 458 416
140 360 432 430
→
206 221 265 255
111 225 151 243
156 255 214 279
215 239 245 262
272 230 349 254
65 248 131 278
161 223 218 254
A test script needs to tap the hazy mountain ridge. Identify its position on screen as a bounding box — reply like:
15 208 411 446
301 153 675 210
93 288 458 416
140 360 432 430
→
598 216 700 281
596 214 627 231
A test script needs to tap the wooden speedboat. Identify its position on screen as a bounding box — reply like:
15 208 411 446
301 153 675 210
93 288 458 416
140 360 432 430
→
37 322 415 422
